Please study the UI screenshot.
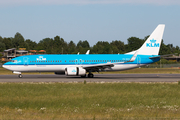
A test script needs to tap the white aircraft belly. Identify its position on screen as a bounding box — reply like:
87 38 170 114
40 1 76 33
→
3 65 86 72
3 64 147 72
3 65 65 72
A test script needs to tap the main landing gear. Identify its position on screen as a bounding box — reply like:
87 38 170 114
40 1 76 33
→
81 73 94 78
88 73 94 78
81 74 86 78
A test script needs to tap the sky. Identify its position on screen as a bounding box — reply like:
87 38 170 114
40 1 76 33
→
0 0 180 47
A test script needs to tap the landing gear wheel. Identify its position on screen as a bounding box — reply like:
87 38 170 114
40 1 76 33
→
18 74 22 78
81 74 86 78
88 74 94 78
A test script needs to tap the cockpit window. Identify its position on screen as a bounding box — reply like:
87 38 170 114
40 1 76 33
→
10 60 17 63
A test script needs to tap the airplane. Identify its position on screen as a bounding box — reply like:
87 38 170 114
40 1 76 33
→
3 24 165 78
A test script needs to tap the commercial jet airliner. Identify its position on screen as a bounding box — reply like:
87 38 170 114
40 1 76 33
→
3 24 165 78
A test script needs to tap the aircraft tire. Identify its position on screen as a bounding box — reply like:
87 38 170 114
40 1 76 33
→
81 74 86 78
88 74 94 78
18 74 22 78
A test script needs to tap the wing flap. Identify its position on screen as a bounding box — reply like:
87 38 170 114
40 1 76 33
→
83 62 121 69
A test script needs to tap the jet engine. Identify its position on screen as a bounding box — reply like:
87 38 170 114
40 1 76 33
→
65 67 86 76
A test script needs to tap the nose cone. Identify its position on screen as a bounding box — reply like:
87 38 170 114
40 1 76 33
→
2 65 9 70
2 64 13 71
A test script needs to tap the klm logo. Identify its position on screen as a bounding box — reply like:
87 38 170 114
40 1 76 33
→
36 56 46 61
146 39 159 47
72 69 76 73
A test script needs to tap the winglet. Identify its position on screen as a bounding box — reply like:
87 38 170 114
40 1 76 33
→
128 51 138 62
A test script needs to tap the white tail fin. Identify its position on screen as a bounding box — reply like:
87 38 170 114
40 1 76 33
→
137 24 165 55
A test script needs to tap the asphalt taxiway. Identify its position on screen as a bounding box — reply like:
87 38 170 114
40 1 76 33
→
0 74 179 83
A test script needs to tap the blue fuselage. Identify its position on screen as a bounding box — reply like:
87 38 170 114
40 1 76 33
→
4 54 159 66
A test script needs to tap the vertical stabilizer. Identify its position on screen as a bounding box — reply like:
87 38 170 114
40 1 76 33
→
137 24 165 55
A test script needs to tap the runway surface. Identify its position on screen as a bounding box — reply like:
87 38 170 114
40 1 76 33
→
0 74 180 83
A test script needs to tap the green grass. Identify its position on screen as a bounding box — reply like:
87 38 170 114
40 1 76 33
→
1 83 180 119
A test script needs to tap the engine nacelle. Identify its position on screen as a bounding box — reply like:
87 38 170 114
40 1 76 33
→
54 71 65 75
65 67 86 76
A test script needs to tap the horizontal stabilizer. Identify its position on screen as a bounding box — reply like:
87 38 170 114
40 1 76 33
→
149 54 174 59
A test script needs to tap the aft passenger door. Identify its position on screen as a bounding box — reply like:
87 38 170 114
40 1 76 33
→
23 57 28 66
137 57 141 66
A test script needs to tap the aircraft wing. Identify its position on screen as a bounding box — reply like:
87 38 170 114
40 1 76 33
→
82 62 122 70
82 51 138 71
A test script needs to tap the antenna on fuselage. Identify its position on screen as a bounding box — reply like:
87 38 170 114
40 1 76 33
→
86 50 90 55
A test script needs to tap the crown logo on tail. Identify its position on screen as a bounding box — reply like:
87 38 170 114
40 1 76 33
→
150 39 156 43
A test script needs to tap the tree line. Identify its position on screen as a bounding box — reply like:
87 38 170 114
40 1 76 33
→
0 32 179 55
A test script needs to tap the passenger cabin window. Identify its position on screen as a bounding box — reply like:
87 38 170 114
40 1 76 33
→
10 60 16 63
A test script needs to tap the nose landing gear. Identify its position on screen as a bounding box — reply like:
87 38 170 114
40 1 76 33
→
18 74 22 78
13 71 22 78
81 73 94 78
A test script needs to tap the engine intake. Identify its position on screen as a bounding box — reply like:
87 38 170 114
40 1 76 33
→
65 67 86 76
